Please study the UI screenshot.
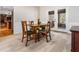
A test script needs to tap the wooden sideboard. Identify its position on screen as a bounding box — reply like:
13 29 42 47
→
70 26 79 52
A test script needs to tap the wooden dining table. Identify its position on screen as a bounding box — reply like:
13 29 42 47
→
30 23 48 42
31 24 48 29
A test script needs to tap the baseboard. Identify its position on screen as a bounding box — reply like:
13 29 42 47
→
51 28 71 34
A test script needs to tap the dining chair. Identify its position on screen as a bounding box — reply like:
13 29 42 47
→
39 21 52 42
30 21 41 42
29 21 34 25
29 21 38 42
21 21 36 46
29 21 34 30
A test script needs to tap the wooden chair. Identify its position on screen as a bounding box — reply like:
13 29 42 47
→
29 21 42 42
39 21 52 42
21 21 36 46
29 21 34 30
30 21 34 25
29 21 38 42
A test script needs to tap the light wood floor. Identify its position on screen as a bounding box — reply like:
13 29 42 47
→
0 31 71 52
0 28 12 37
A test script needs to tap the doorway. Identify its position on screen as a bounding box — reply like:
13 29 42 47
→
0 7 13 37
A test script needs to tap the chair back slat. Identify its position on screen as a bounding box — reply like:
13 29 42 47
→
45 21 51 32
21 21 27 34
29 21 34 30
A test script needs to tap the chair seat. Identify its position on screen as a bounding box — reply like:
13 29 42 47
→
39 29 49 33
26 30 36 35
39 30 45 32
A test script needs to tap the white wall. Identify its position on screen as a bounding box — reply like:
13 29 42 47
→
13 6 79 34
14 6 39 34
39 6 69 32
68 6 79 28
39 6 79 32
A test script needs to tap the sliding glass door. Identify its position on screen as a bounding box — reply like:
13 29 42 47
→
58 9 66 29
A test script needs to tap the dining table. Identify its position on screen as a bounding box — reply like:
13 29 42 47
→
31 23 48 29
30 23 48 42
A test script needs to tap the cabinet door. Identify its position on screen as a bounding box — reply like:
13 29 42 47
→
74 32 79 52
71 32 75 52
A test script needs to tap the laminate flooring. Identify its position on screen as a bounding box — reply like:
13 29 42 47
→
0 31 71 52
